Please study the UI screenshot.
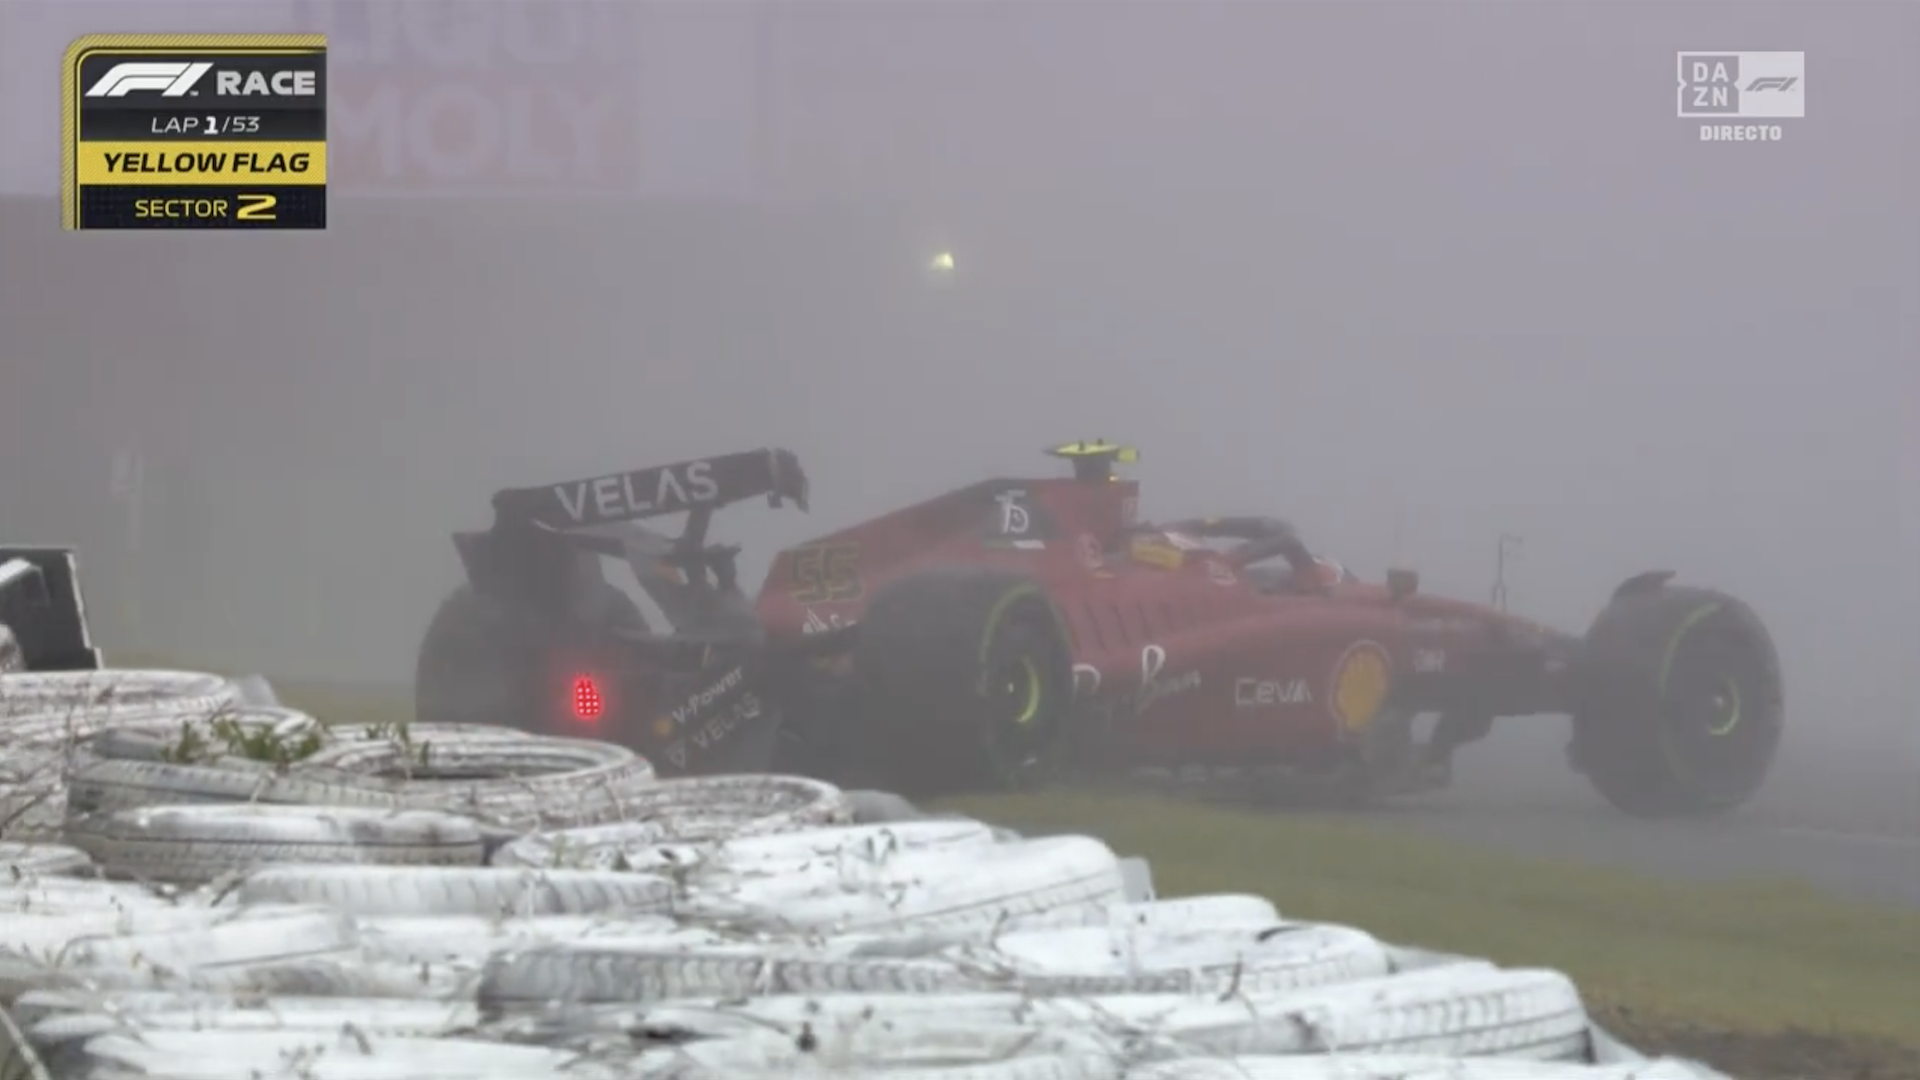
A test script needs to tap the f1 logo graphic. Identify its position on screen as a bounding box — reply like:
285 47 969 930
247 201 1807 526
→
1747 77 1799 92
85 62 213 98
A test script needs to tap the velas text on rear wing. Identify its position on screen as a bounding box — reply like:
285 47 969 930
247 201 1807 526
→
550 461 720 525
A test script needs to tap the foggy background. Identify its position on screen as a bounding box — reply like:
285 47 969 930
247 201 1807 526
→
2 0 1915 800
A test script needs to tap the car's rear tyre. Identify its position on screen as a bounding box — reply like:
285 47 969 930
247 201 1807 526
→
414 584 646 736
852 568 1075 797
1571 583 1783 818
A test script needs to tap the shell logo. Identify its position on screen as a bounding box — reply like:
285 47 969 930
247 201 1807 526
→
1330 641 1392 732
1130 537 1186 570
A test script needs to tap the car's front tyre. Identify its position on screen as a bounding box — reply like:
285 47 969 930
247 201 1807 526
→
1571 580 1784 818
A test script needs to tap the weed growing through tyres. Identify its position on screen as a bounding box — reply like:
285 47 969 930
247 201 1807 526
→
159 710 327 771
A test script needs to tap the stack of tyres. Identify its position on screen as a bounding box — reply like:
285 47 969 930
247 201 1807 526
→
0 667 1743 1080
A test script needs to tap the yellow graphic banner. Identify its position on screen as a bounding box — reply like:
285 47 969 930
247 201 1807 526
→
76 142 327 185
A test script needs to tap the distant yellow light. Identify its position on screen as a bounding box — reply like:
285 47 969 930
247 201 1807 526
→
929 251 955 272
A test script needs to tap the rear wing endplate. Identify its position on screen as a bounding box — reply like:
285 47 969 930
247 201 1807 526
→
490 448 809 531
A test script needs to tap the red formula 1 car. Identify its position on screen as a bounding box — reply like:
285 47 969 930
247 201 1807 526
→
416 442 1784 818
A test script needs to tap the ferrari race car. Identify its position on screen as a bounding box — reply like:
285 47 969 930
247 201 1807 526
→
416 442 1785 818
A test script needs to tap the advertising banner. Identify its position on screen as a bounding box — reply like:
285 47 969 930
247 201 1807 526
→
289 0 645 196
7 1 1298 202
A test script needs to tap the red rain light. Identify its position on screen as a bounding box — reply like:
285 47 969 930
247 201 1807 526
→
570 675 604 721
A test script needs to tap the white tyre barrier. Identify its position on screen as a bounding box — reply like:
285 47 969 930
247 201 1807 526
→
531 981 1599 1080
354 913 686 964
673 834 1126 934
54 906 358 973
12 989 479 1032
0 876 188 916
33 705 334 840
974 921 1395 996
0 997 50 1080
0 673 1756 1080
842 787 939 822
520 992 1043 1044
1 907 251 954
0 841 92 877
300 733 660 831
73 1030 633 1080
4 956 477 1003
24 998 484 1066
62 758 405 819
538 772 855 841
0 670 238 725
1031 965 1588 1061
570 972 1585 1065
477 938 1000 1007
1115 856 1155 902
228 673 283 706
494 816 997 873
189 955 479 1001
0 868 196 910
641 1050 1123 1080
230 865 676 918
1212 964 1590 1061
1006 894 1281 933
65 805 486 883
637 1022 1128 1080
476 918 1385 1009
1125 1058 1731 1080
0 908 364 1002
0 750 71 841
0 672 240 840
79 705 326 764
516 993 1126 1057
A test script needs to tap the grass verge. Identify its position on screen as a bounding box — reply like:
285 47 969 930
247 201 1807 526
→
946 791 1920 1079
99 662 1920 1079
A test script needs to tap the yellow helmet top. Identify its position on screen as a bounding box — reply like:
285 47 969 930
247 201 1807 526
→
1045 440 1138 464
1045 441 1138 481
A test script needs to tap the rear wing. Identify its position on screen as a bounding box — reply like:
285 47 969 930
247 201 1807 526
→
490 448 809 531
0 546 104 671
456 449 808 627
